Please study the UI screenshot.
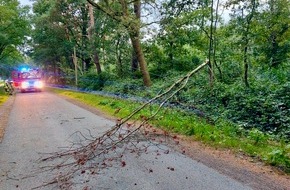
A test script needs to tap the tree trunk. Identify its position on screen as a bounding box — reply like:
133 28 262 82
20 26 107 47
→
129 0 151 86
243 45 249 87
242 0 256 87
269 33 279 67
94 52 101 74
213 0 222 80
208 0 215 87
73 47 78 86
169 41 173 67
130 34 151 87
116 38 123 77
131 49 139 76
88 3 102 74
214 60 223 80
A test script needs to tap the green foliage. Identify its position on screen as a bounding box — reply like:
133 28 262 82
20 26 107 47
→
31 0 73 66
254 0 290 67
0 0 30 63
159 63 288 138
78 72 115 91
77 61 290 139
248 128 268 145
267 148 290 165
223 82 290 136
264 144 290 172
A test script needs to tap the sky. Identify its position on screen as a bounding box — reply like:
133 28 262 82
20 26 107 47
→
19 0 33 6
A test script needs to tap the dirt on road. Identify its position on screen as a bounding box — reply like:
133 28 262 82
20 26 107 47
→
0 94 289 190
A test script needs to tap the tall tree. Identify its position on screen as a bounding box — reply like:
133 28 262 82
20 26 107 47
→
32 0 73 82
227 0 258 87
0 0 30 62
160 0 222 85
88 2 101 74
257 0 290 67
87 0 152 87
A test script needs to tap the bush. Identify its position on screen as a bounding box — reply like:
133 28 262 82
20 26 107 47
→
78 72 115 91
169 78 289 138
102 78 147 96
224 83 289 136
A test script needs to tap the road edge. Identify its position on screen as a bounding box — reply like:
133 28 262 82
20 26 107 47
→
0 96 15 143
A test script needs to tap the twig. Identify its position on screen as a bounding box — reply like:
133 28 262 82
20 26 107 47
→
34 60 209 189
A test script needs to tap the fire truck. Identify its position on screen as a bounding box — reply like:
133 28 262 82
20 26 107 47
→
11 67 44 92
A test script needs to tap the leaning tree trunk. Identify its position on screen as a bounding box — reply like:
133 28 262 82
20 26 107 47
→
129 33 151 87
129 0 151 86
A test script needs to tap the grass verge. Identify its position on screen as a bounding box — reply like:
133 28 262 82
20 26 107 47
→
0 87 8 106
51 88 290 174
0 86 10 142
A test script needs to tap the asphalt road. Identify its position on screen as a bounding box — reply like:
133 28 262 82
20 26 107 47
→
0 91 252 190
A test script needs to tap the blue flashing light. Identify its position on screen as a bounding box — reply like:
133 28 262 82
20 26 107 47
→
20 67 28 72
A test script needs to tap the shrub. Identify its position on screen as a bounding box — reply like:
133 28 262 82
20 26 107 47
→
78 72 115 91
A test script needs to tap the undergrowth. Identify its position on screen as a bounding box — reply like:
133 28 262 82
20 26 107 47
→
51 88 290 174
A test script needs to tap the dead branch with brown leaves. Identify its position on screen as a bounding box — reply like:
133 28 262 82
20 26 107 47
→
32 60 209 189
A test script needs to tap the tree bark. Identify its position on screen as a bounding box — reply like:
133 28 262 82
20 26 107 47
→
243 0 256 87
131 0 151 86
208 0 215 87
129 34 151 86
73 47 78 86
131 49 139 75
116 38 123 77
93 52 101 74
88 3 102 74
213 0 222 80
243 45 249 87
169 41 173 66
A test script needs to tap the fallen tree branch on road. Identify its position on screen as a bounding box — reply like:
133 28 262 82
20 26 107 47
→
34 60 209 189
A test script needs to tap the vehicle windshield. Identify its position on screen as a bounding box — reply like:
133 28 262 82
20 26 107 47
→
20 69 41 79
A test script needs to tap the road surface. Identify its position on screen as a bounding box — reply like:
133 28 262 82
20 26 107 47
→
0 91 255 189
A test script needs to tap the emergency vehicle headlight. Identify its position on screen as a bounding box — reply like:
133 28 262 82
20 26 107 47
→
34 81 44 88
21 81 29 89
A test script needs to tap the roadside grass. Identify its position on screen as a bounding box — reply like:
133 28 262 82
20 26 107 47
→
0 87 8 106
50 88 290 174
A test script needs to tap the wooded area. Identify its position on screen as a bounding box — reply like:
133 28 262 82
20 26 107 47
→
0 0 289 138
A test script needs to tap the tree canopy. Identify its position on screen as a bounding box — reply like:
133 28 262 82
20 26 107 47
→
0 0 30 76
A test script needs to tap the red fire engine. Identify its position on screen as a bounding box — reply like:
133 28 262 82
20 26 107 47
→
11 67 44 92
